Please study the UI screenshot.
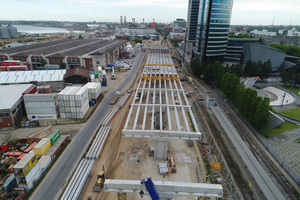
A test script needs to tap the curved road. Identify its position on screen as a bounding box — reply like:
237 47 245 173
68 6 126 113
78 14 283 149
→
31 51 145 200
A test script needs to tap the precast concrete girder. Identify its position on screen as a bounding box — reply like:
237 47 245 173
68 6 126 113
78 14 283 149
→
122 129 201 140
104 179 223 198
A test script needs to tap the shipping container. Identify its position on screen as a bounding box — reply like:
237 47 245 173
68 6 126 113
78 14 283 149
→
17 153 26 161
22 162 40 184
0 141 9 152
1 60 21 66
46 129 60 145
5 152 23 157
22 85 37 96
44 135 68 159
24 142 36 153
0 66 7 71
38 155 51 176
33 138 51 156
14 188 26 200
24 93 55 102
45 65 60 70
4 173 16 192
13 151 37 177
7 66 27 71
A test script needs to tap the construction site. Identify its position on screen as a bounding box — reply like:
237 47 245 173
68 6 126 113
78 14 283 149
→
58 44 223 200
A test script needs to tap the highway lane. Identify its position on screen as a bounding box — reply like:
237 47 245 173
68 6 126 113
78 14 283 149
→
31 51 145 200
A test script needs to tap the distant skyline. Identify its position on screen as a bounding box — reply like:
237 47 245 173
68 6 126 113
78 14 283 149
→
2 0 300 25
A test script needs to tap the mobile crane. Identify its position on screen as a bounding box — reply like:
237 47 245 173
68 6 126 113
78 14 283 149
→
140 177 160 200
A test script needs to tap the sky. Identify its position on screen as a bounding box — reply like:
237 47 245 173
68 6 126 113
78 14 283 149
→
2 0 300 25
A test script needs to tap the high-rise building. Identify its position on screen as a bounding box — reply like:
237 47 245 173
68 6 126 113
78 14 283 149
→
193 0 234 63
186 0 200 54
187 0 200 41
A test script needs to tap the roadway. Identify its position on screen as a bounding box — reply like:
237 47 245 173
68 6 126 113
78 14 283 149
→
31 51 146 200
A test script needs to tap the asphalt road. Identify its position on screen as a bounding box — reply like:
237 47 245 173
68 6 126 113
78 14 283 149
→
31 51 145 200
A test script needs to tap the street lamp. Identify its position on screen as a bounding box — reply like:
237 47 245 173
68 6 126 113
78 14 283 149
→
281 92 286 107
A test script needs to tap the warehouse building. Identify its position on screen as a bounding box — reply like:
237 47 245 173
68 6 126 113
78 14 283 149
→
0 84 33 128
0 39 127 70
0 70 66 91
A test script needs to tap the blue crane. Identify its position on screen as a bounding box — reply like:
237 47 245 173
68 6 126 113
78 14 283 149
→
140 177 160 200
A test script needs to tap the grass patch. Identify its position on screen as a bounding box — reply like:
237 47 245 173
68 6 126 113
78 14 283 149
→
280 84 300 97
279 107 300 120
263 122 300 137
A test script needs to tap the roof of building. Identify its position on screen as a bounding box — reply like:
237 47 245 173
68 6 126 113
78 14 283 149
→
64 67 89 79
0 39 126 58
0 84 33 110
0 70 66 84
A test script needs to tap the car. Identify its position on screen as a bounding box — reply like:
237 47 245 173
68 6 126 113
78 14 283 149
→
24 121 30 127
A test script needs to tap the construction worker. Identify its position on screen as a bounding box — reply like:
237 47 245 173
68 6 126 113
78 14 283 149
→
140 190 144 198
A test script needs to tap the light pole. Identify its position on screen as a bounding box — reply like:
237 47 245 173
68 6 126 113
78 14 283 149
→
281 92 286 107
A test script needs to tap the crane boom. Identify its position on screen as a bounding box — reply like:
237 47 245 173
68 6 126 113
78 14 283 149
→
141 177 160 200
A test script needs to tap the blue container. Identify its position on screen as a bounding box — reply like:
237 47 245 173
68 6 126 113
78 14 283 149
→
103 81 107 86
4 173 16 192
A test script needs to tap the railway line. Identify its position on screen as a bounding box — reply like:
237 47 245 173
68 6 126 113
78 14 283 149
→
175 48 298 199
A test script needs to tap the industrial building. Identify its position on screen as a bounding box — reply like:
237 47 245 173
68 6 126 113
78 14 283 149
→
0 84 34 128
243 43 287 72
0 24 19 39
0 39 127 70
0 70 66 91
192 0 234 63
224 38 259 63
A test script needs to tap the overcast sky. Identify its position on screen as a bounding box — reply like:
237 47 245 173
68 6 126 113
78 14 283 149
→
2 0 300 25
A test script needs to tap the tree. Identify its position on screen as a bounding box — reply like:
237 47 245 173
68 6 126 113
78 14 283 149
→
135 38 142 43
254 98 270 130
59 62 66 69
40 59 47 66
78 34 84 39
212 61 225 88
229 64 243 77
249 96 263 124
280 67 296 84
259 59 272 80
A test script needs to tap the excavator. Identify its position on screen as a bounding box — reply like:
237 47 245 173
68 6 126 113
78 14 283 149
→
93 165 105 192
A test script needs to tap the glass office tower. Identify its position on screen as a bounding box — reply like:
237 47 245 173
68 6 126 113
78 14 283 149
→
193 0 233 63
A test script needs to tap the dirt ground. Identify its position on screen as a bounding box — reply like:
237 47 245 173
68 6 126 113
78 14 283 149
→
81 42 208 200
81 92 206 200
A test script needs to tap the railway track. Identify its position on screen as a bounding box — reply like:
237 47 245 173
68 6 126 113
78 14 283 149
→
173 48 298 199
192 73 297 199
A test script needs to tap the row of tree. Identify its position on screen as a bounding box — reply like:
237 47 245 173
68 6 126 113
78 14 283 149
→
191 59 272 83
191 60 271 130
270 44 300 57
280 66 300 85
220 72 270 130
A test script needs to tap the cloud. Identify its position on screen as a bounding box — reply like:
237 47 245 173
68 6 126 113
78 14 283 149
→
65 0 187 8
233 0 300 13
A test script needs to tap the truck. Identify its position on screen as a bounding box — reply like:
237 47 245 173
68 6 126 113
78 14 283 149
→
111 66 117 80
110 91 120 105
